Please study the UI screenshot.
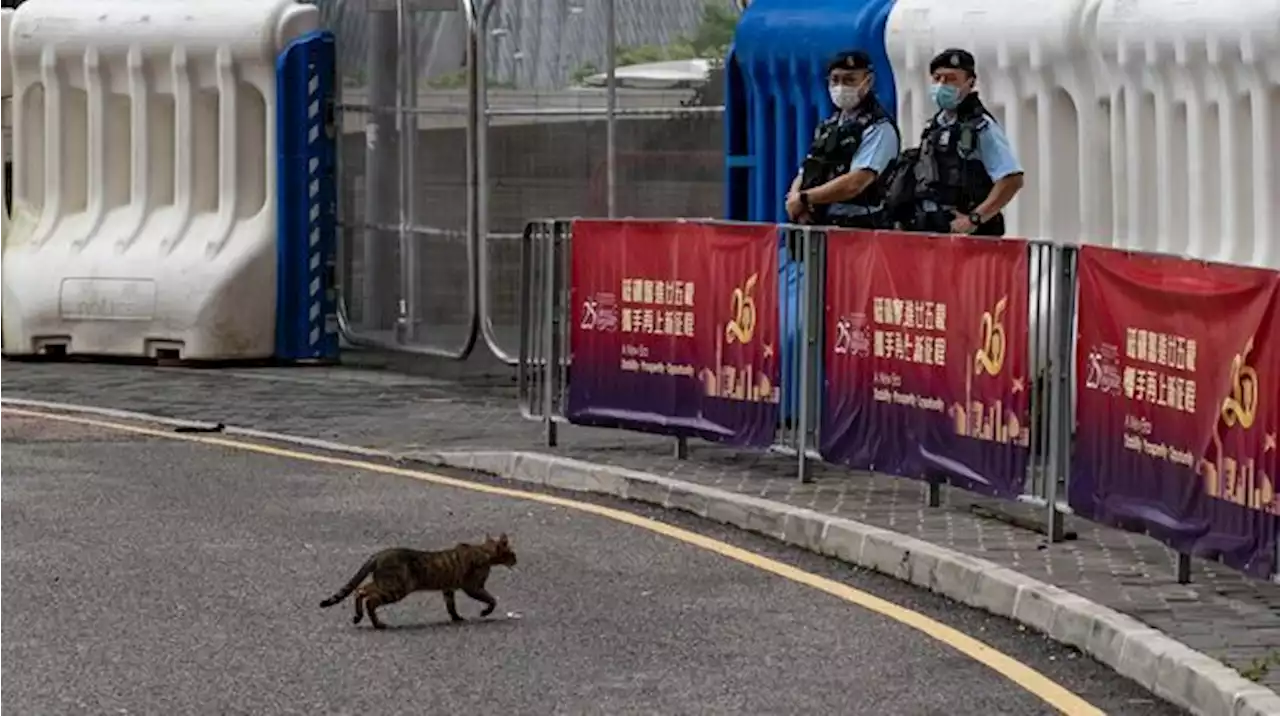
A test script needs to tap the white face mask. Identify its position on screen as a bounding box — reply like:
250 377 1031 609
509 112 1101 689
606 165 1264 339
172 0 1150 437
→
828 82 865 111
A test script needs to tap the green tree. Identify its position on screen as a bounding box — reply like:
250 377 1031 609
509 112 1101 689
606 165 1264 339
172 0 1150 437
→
685 1 739 59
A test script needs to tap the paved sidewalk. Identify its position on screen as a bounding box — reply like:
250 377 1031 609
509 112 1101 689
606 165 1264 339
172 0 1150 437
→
5 360 1280 696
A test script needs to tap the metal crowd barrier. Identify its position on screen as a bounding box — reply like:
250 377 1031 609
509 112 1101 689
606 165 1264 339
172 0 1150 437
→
1025 241 1077 540
518 219 572 447
515 217 1280 583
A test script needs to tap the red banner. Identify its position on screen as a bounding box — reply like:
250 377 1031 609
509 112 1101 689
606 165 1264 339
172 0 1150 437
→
819 230 1032 498
1072 245 1280 578
566 219 780 446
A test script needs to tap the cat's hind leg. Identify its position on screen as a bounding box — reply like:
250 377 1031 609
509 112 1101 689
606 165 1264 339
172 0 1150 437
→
463 586 498 617
352 586 368 624
362 587 401 630
362 583 412 629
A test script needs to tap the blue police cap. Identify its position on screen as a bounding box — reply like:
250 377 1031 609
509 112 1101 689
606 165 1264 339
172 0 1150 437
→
827 50 873 74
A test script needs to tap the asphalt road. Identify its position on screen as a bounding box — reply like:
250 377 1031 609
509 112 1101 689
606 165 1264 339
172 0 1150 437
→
2 412 1186 716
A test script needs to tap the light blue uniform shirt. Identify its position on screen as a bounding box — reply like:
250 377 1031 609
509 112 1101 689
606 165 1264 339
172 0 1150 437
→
933 111 1023 181
828 116 901 217
918 111 1023 214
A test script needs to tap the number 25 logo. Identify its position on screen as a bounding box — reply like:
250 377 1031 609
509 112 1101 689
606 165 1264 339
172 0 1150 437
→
1222 336 1258 430
1084 351 1103 389
834 318 854 355
974 296 1006 377
580 299 599 330
725 273 758 345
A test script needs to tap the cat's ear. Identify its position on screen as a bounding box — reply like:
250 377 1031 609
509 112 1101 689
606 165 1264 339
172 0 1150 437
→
485 533 494 543
498 533 508 544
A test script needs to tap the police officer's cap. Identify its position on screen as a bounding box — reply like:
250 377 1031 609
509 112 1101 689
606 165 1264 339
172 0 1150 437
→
929 48 977 75
827 50 873 74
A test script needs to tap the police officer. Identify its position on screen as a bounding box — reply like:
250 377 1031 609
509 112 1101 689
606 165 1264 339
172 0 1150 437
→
784 50 901 229
907 48 1024 236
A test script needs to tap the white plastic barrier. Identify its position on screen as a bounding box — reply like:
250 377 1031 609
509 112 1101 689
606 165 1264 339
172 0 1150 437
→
886 0 1280 270
2 0 319 359
887 0 1101 247
1090 0 1280 268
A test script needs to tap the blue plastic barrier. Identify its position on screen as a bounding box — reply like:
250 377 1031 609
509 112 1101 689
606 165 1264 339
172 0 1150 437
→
274 30 340 361
726 0 900 425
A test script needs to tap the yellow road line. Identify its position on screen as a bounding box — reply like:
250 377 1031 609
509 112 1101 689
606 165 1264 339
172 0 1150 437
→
4 406 1105 716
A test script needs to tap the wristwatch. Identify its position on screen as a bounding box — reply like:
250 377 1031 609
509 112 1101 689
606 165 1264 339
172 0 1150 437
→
968 211 984 226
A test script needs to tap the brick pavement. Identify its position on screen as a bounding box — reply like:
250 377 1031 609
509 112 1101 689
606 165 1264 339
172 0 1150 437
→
4 360 1280 691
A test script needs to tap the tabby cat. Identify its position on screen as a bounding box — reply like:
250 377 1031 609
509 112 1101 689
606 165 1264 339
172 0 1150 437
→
319 533 517 629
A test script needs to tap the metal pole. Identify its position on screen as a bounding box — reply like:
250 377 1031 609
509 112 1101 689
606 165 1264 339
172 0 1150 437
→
796 227 812 483
395 0 416 343
477 0 491 268
1044 244 1067 543
543 221 560 448
363 8 400 330
1054 247 1079 540
604 0 617 217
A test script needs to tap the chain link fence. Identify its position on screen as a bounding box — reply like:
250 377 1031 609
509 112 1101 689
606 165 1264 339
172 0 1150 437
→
318 0 735 360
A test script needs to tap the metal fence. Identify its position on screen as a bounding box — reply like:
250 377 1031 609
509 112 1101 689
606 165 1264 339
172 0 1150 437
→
518 219 1079 539
324 0 730 360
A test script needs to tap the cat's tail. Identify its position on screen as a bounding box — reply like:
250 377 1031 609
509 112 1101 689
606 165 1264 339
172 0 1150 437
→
319 556 376 608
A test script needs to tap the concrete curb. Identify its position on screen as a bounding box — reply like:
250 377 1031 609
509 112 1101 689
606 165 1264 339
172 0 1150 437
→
5 397 1279 716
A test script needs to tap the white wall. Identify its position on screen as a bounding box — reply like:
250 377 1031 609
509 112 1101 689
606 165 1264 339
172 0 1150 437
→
887 0 1280 269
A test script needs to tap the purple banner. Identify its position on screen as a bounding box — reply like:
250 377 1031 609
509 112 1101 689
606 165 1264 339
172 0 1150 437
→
819 230 1032 499
1072 245 1280 578
566 219 781 446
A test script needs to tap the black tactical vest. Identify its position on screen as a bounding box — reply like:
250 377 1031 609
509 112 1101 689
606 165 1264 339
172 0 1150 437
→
914 93 1005 234
798 97 899 225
